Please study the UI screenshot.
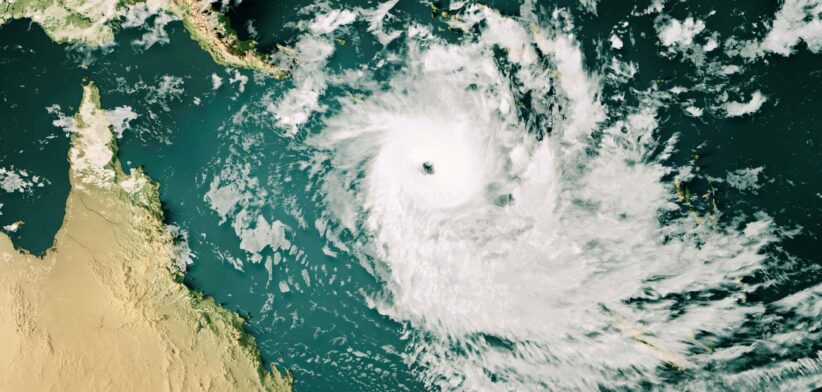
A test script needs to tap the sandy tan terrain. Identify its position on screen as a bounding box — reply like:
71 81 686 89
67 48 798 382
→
0 83 291 392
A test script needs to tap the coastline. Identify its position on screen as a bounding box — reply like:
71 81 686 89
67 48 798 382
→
0 83 291 391
0 0 287 77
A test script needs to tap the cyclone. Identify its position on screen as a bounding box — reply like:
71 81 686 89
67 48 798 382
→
306 4 786 391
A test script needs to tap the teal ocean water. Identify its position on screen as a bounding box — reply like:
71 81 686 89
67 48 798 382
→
1 1 821 390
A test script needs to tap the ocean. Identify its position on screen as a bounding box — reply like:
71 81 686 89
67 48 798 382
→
1 0 820 390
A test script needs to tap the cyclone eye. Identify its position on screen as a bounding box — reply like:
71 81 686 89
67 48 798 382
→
421 161 435 175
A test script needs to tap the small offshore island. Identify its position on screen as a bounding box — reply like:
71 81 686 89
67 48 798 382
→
0 83 291 391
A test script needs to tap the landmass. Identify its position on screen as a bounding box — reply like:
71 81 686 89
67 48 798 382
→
0 0 287 77
0 0 121 45
168 0 288 78
0 83 292 391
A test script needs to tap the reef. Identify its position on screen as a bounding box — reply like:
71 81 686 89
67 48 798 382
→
0 83 291 391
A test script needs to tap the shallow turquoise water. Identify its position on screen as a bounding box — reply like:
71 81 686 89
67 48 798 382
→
1 18 424 391
1 1 821 390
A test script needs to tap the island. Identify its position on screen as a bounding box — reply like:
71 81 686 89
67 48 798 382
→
0 0 287 77
0 83 291 391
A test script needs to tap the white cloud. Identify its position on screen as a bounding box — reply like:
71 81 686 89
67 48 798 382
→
155 75 185 99
204 162 295 267
658 17 705 48
2 221 22 233
610 34 624 49
703 38 718 52
727 167 765 191
308 9 357 34
231 211 290 255
725 91 768 117
306 7 784 388
267 36 335 135
106 106 139 138
579 0 599 13
364 0 401 45
122 1 177 50
228 70 249 93
166 224 196 271
121 0 167 28
0 167 48 193
685 106 703 117
266 8 368 135
211 73 223 90
46 104 77 134
132 13 177 49
761 0 822 56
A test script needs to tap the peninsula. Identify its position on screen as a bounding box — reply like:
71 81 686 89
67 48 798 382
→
0 83 291 391
0 0 287 77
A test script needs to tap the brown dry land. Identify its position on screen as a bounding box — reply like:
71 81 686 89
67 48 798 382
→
0 84 291 392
